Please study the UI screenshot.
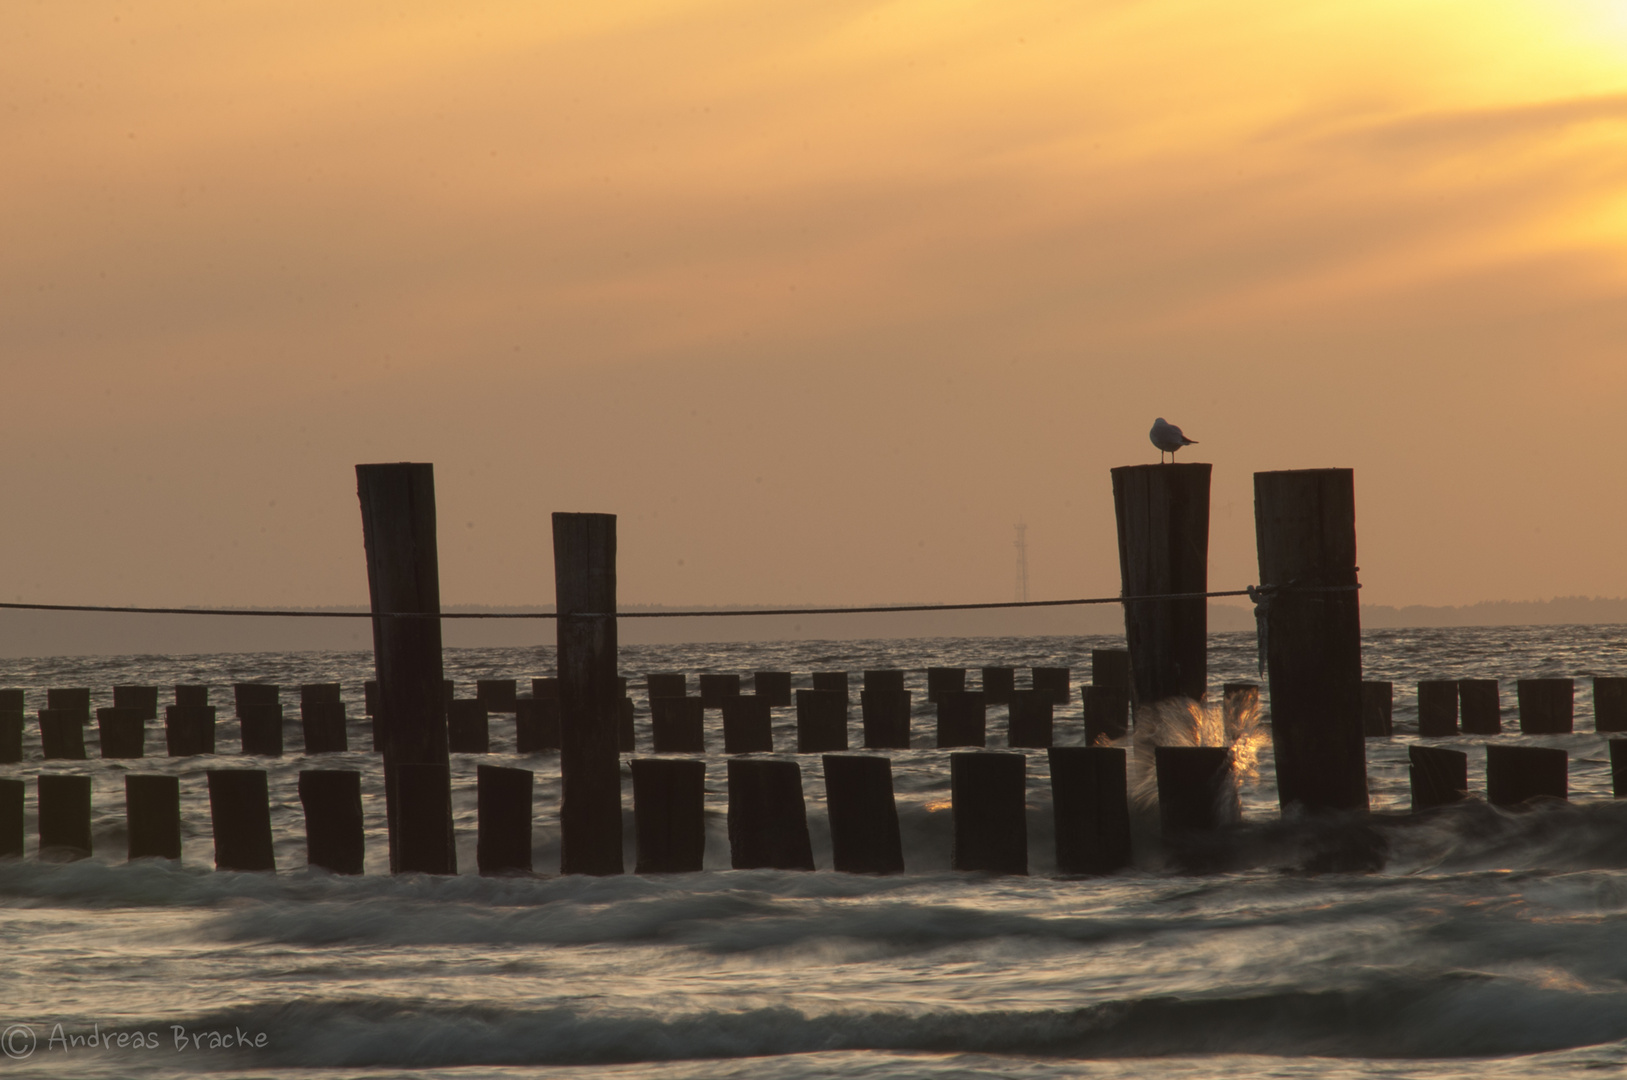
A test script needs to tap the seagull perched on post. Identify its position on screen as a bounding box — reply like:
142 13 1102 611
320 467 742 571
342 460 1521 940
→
1150 417 1197 463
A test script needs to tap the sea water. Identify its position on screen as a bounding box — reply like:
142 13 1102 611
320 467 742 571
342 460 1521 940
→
2 625 1627 1078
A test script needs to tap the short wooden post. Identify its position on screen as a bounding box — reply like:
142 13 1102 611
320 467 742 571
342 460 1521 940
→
301 701 348 753
165 705 216 756
726 758 814 870
0 688 23 711
631 758 705 873
47 687 91 721
38 775 92 858
697 674 741 708
864 670 906 694
1081 686 1123 743
363 680 379 716
926 667 965 703
531 677 558 700
951 752 1026 874
936 690 986 748
981 666 1015 705
1092 647 1131 695
39 709 86 760
1049 746 1131 874
1417 681 1459 737
861 690 912 749
113 685 159 719
823 754 903 874
721 695 773 753
1458 679 1501 735
207 769 275 871
96 707 145 758
515 698 562 752
474 680 516 713
125 774 181 860
1254 468 1367 812
1155 746 1239 834
651 696 706 753
233 683 280 715
1360 681 1393 737
1113 463 1210 705
1032 667 1071 705
0 778 21 857
298 769 365 874
239 703 285 757
795 689 848 752
0 712 21 764
1611 739 1627 797
647 673 686 700
753 671 792 707
447 700 490 754
553 511 623 876
1486 744 1567 805
619 696 636 752
1517 679 1574 734
175 685 209 707
1408 745 1467 811
811 672 849 700
358 462 455 875
1007 689 1053 748
1595 678 1627 733
475 764 533 875
301 683 342 705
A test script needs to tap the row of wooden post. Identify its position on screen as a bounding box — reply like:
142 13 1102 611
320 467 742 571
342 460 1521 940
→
1408 741 1627 808
1359 678 1627 737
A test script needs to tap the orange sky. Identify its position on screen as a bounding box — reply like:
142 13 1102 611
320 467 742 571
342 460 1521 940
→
3 0 1626 613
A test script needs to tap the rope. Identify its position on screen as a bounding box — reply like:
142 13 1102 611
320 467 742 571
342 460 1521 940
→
1247 581 1363 675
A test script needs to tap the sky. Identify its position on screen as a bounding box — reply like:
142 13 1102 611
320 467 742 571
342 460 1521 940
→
3 0 1626 614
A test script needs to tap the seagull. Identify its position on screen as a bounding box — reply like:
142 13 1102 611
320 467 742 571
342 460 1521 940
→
1150 417 1197 463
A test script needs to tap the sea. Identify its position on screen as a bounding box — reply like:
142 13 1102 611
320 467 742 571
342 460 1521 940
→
3 624 1627 1079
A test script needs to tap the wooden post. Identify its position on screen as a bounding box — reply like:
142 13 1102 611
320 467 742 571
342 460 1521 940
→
233 683 280 715
358 462 455 875
926 668 965 703
164 705 216 756
726 759 814 870
239 703 285 757
1458 679 1501 735
125 774 181 860
1595 678 1627 733
301 683 342 705
795 689 848 752
753 671 792 707
721 695 773 754
0 712 21 764
812 672 849 700
698 674 741 708
1007 690 1053 748
447 700 490 754
1031 667 1071 705
1611 739 1627 797
1049 746 1131 874
1253 468 1367 813
39 710 86 760
1082 687 1126 744
0 688 23 711
532 677 559 700
476 679 518 713
1408 745 1467 811
618 696 636 752
981 666 1015 706
1155 746 1239 834
1486 744 1567 805
46 687 91 722
1112 463 1210 706
651 696 706 753
298 770 365 874
1517 679 1573 734
363 680 379 716
1361 681 1393 737
207 769 275 871
631 758 705 873
114 685 159 720
515 698 562 753
861 690 912 749
864 670 905 694
1417 680 1459 737
175 684 208 707
951 752 1027 875
394 763 454 874
646 673 686 700
822 754 904 874
0 778 21 858
96 707 145 759
476 764 534 875
301 701 349 754
38 775 92 859
553 511 623 876
936 690 986 748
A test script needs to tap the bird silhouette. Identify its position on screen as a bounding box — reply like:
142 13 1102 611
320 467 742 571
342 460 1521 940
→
1150 417 1197 463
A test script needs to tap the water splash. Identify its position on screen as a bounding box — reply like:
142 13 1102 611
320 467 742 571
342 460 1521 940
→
1123 691 1270 811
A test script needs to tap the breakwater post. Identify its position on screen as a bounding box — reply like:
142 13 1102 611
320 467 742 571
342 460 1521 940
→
861 690 911 749
476 764 534 875
1517 679 1573 734
1049 745 1131 874
1417 680 1458 736
1408 745 1467 810
823 754 904 874
1458 679 1501 735
652 696 706 753
1155 746 1239 834
721 695 773 753
950 752 1026 874
299 770 365 874
795 689 848 752
1112 463 1210 706
0 778 21 857
1486 745 1567 805
38 775 92 859
207 769 275 871
631 758 705 873
1597 678 1627 732
1360 681 1392 737
126 774 181 860
727 758 814 870
97 707 145 759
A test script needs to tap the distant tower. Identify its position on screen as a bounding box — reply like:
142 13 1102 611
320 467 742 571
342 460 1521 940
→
1013 522 1029 603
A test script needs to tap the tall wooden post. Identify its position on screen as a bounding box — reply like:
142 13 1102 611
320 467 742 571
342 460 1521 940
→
1112 463 1210 705
357 462 455 874
553 512 623 875
1254 469 1367 813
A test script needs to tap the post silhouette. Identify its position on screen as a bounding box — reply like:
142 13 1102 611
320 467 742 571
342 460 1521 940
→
1112 463 1210 705
126 775 182 860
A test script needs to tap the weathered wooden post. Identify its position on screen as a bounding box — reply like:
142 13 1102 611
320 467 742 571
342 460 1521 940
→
646 673 686 700
1417 681 1459 737
39 710 86 760
38 775 92 859
1486 744 1567 805
926 668 965 703
47 688 91 722
795 689 848 752
1458 679 1501 735
1596 678 1627 733
175 685 208 707
0 688 24 711
1031 667 1071 705
981 666 1015 705
698 674 741 708
727 758 814 870
301 701 348 753
515 697 561 752
96 707 145 758
0 778 22 857
0 712 21 764
233 683 279 715
447 699 490 754
207 769 275 871
358 462 455 875
1155 746 1239 834
951 752 1027 874
165 704 216 756
1007 690 1053 748
125 774 181 860
651 696 706 753
1612 739 1627 797
477 764 533 875
631 758 705 873
1517 679 1573 734
239 703 285 756
864 670 906 694
812 672 850 700
1112 463 1210 705
936 690 986 748
753 671 792 707
476 679 518 713
1049 746 1131 874
721 695 773 754
1082 686 1126 743
553 511 623 876
822 754 904 874
1408 745 1467 811
301 683 342 705
861 690 911 749
1254 469 1367 813
298 769 365 874
113 685 159 719
1361 681 1393 737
